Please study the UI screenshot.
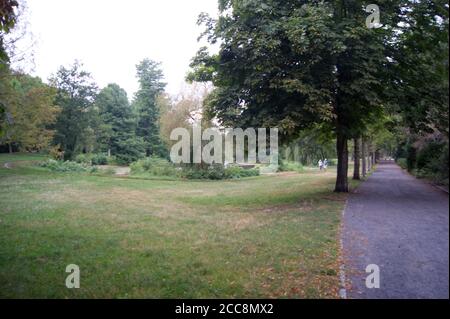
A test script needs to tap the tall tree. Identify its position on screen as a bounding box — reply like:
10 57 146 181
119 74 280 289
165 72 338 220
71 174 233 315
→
189 0 398 192
133 58 167 158
49 61 98 159
96 83 145 164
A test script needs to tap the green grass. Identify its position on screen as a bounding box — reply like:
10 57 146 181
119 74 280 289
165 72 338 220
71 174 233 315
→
0 153 357 298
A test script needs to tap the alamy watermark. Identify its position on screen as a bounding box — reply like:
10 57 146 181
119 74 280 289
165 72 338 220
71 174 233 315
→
366 4 382 29
170 126 279 169
65 264 80 289
365 264 380 289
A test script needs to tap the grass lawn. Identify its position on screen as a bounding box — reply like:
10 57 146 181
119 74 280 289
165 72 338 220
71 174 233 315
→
0 153 358 298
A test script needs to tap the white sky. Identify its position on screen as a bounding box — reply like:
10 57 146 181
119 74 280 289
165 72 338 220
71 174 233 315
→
20 0 218 97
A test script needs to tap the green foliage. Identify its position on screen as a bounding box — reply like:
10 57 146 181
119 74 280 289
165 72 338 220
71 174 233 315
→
0 0 18 65
278 161 304 173
130 158 260 180
416 141 449 185
224 165 260 179
49 61 98 160
407 144 417 172
188 0 402 192
91 153 108 165
133 59 168 158
39 159 95 173
281 126 336 166
74 153 91 164
96 83 140 161
181 164 260 180
396 158 408 170
391 0 449 138
130 156 178 177
397 138 448 185
0 71 59 152
75 153 108 165
115 137 146 165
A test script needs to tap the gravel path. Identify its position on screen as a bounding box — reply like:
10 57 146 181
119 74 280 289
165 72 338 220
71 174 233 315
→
342 161 449 299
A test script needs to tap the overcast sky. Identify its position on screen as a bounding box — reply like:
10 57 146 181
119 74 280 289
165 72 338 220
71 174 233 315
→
20 0 218 97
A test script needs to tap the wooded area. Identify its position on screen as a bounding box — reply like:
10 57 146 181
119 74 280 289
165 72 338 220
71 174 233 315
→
1 0 448 191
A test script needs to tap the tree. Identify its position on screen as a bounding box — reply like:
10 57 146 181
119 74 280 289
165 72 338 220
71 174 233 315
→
49 61 98 159
392 0 449 139
96 83 145 164
0 0 18 66
133 58 167 158
353 138 361 180
189 0 398 192
0 72 59 152
389 1 449 180
0 0 19 137
159 83 209 149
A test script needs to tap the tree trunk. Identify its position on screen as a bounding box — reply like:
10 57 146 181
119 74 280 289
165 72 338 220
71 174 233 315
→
353 138 360 180
8 143 12 154
361 138 367 177
335 131 349 192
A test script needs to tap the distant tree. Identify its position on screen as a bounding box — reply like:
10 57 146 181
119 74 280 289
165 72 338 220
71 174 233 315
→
159 83 209 149
0 72 59 152
49 61 98 159
133 58 167 158
96 83 145 164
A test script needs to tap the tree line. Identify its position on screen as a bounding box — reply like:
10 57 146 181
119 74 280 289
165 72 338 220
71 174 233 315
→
188 0 449 191
1 54 169 164
1 0 448 191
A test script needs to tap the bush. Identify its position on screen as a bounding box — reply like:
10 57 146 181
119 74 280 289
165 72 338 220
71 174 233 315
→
130 156 178 177
278 161 304 172
39 159 94 173
228 166 260 178
91 153 108 165
396 158 408 170
74 154 92 164
181 164 260 180
75 153 108 165
106 156 117 165
416 142 449 184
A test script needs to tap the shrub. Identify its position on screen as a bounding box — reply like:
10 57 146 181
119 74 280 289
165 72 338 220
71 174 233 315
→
74 153 92 164
130 156 178 177
278 161 304 172
181 164 259 180
396 158 408 170
106 156 117 165
91 153 108 165
39 159 93 173
75 153 108 165
416 142 449 184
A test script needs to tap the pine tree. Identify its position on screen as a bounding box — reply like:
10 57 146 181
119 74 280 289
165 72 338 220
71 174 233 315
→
133 59 167 158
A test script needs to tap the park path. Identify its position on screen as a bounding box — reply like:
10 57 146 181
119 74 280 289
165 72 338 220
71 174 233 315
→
342 161 449 299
